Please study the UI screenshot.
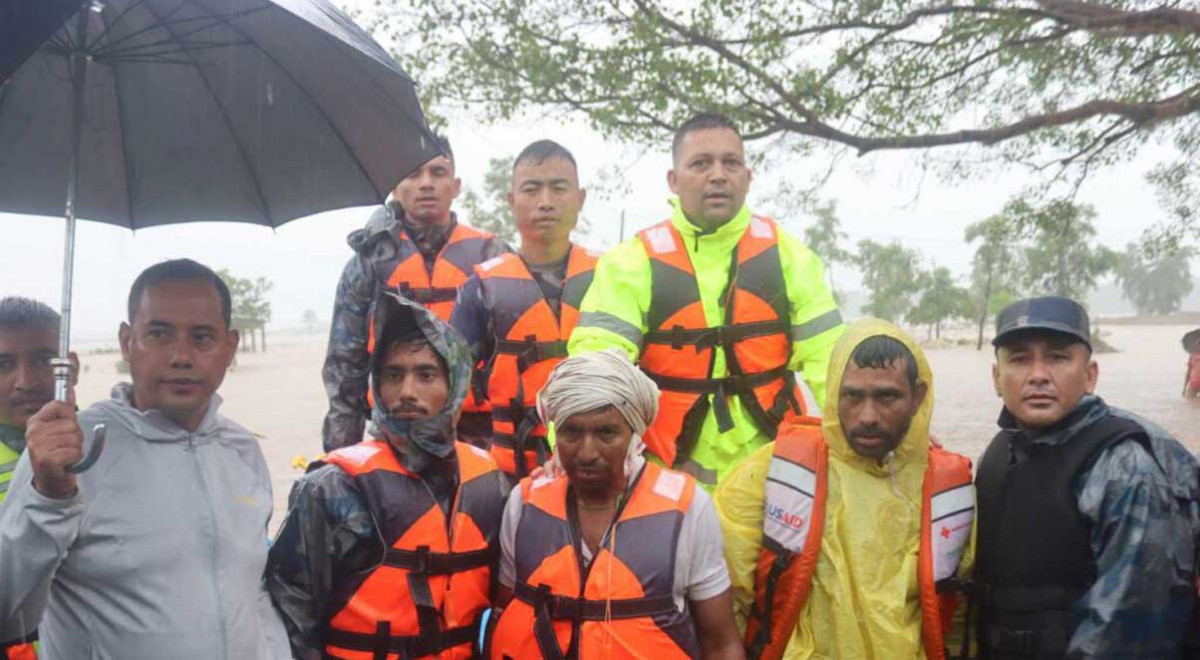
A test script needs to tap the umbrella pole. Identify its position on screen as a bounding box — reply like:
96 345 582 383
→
59 5 106 475
54 5 90 403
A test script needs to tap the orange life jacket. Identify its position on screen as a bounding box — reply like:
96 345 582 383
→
745 423 975 660
320 440 506 660
0 635 36 660
490 463 701 659
637 216 806 468
475 246 598 478
367 222 496 414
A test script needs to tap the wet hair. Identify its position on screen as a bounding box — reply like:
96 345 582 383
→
513 139 578 172
850 335 919 388
0 297 60 334
127 259 232 327
671 112 741 163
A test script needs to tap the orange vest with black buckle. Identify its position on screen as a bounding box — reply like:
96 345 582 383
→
637 216 806 468
475 246 598 478
367 222 496 414
320 440 506 660
745 423 975 660
490 463 701 659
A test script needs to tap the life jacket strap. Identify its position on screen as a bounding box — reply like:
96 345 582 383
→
395 282 459 304
382 544 498 575
644 319 788 351
645 366 789 433
746 549 791 659
513 581 677 621
492 402 549 478
324 620 478 658
495 336 568 372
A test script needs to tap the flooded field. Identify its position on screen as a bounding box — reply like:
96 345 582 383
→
73 324 1198 529
926 324 1199 462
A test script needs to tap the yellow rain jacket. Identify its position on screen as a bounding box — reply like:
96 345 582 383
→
715 319 976 659
568 199 843 484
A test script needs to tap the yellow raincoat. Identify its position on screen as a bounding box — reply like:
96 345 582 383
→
715 319 975 658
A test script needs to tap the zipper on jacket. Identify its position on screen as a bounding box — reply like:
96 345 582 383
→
188 434 230 660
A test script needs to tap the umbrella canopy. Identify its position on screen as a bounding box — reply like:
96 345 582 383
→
0 0 85 82
1185 328 1200 354
0 0 441 229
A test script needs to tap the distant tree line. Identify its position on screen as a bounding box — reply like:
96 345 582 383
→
804 197 1195 349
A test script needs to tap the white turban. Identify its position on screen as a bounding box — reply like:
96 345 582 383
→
537 349 660 477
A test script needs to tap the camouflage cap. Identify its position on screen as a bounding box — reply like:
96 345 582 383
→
993 296 1092 350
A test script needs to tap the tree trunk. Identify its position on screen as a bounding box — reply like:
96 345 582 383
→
976 265 994 351
260 326 267 353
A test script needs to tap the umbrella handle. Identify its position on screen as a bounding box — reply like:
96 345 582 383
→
67 424 106 474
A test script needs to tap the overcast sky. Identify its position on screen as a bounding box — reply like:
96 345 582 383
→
0 10 1181 345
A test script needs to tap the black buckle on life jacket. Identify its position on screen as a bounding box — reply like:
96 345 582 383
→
383 545 498 575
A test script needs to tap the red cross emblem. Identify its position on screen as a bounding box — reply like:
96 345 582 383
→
940 526 952 539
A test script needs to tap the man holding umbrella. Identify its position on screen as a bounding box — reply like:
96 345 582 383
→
0 260 289 659
323 136 510 451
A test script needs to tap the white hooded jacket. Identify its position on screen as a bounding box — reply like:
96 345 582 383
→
0 384 289 659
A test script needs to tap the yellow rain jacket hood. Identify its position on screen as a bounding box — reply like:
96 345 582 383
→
715 318 974 659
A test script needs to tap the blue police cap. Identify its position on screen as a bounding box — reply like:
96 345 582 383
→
993 296 1091 350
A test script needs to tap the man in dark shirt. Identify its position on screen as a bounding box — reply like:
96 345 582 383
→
974 296 1200 658
451 140 599 479
321 136 509 451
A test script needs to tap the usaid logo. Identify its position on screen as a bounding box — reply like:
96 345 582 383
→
767 504 806 529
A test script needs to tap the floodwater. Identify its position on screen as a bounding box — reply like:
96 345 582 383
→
927 324 1199 462
73 324 1198 529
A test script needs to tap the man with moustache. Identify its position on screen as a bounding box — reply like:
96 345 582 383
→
569 113 842 487
0 297 77 660
0 298 77 505
267 295 508 659
0 259 288 659
974 296 1199 658
323 136 509 451
715 319 976 659
451 139 600 480
488 349 743 659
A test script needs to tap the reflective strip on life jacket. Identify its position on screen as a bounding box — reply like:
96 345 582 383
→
637 217 804 470
321 440 505 660
477 246 597 478
0 441 20 504
489 463 701 659
748 424 974 660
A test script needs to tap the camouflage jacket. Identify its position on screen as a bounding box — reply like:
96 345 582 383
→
320 203 510 451
993 395 1199 658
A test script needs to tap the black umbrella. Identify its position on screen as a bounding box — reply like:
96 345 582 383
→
0 0 85 82
0 0 442 470
1184 329 1200 354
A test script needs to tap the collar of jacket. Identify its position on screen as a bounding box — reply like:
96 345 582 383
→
95 381 226 443
997 394 1109 448
668 197 752 246
347 201 458 256
821 319 934 476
